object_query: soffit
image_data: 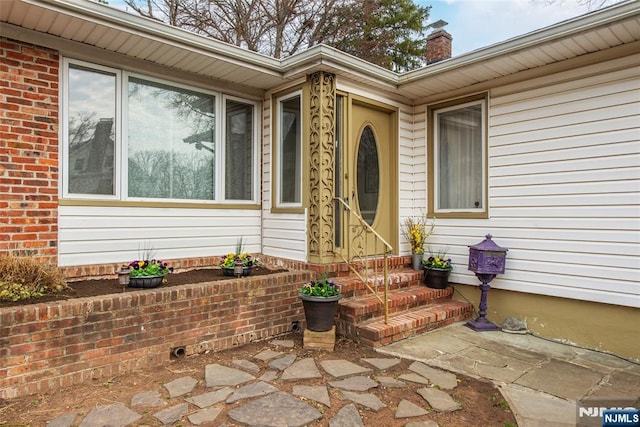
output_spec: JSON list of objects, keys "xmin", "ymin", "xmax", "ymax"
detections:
[
  {"xmin": 1, "ymin": 0, "xmax": 639, "ymax": 102},
  {"xmin": 1, "ymin": 0, "xmax": 287, "ymax": 91}
]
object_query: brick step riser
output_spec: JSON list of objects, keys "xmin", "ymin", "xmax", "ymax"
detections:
[
  {"xmin": 338, "ymin": 291, "xmax": 455, "ymax": 325},
  {"xmin": 357, "ymin": 310, "xmax": 473, "ymax": 347},
  {"xmin": 335, "ymin": 273, "xmax": 424, "ymax": 299},
  {"xmin": 336, "ymin": 301, "xmax": 474, "ymax": 348}
]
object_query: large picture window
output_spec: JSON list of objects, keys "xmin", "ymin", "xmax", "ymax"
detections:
[
  {"xmin": 276, "ymin": 92, "xmax": 302, "ymax": 206},
  {"xmin": 62, "ymin": 59, "xmax": 258, "ymax": 204},
  {"xmin": 429, "ymin": 95, "xmax": 487, "ymax": 217}
]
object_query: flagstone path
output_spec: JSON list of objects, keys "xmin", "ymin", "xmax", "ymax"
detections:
[{"xmin": 46, "ymin": 339, "xmax": 463, "ymax": 427}]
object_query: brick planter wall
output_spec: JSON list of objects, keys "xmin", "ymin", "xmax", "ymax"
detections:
[
  {"xmin": 0, "ymin": 270, "xmax": 312, "ymax": 399},
  {"xmin": 0, "ymin": 38, "xmax": 60, "ymax": 263}
]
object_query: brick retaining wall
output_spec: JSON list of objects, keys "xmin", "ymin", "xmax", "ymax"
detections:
[{"xmin": 0, "ymin": 270, "xmax": 312, "ymax": 399}]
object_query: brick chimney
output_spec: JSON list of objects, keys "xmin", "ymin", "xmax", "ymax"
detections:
[{"xmin": 426, "ymin": 29, "xmax": 452, "ymax": 64}]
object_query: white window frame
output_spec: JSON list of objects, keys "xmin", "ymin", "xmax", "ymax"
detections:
[
  {"xmin": 275, "ymin": 90, "xmax": 303, "ymax": 208},
  {"xmin": 61, "ymin": 58, "xmax": 260, "ymax": 204},
  {"xmin": 432, "ymin": 98, "xmax": 487, "ymax": 215}
]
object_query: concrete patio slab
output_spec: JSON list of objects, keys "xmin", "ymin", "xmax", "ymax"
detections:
[{"xmin": 514, "ymin": 359, "xmax": 604, "ymax": 400}]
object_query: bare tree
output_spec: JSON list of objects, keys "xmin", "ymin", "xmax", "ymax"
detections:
[
  {"xmin": 124, "ymin": 0, "xmax": 430, "ymax": 70},
  {"xmin": 540, "ymin": 0, "xmax": 622, "ymax": 11}
]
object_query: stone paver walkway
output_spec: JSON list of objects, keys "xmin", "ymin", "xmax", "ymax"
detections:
[
  {"xmin": 43, "ymin": 322, "xmax": 639, "ymax": 426},
  {"xmin": 379, "ymin": 323, "xmax": 640, "ymax": 427},
  {"xmin": 46, "ymin": 339, "xmax": 461, "ymax": 427}
]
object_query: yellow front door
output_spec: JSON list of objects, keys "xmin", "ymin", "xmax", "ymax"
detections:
[{"xmin": 336, "ymin": 95, "xmax": 398, "ymax": 257}]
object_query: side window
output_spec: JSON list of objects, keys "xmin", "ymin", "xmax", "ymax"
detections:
[
  {"xmin": 276, "ymin": 92, "xmax": 302, "ymax": 206},
  {"xmin": 429, "ymin": 95, "xmax": 487, "ymax": 217},
  {"xmin": 66, "ymin": 63, "xmax": 118, "ymax": 197},
  {"xmin": 225, "ymin": 99, "xmax": 256, "ymax": 201}
]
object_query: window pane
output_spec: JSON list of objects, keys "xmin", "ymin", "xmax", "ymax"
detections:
[
  {"xmin": 67, "ymin": 65, "xmax": 116, "ymax": 195},
  {"xmin": 128, "ymin": 77, "xmax": 215, "ymax": 200},
  {"xmin": 437, "ymin": 103, "xmax": 483, "ymax": 210},
  {"xmin": 225, "ymin": 100, "xmax": 254, "ymax": 200},
  {"xmin": 279, "ymin": 95, "xmax": 301, "ymax": 204}
]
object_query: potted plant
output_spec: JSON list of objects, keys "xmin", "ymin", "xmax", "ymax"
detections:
[
  {"xmin": 127, "ymin": 259, "xmax": 173, "ymax": 288},
  {"xmin": 219, "ymin": 238, "xmax": 259, "ymax": 277},
  {"xmin": 401, "ymin": 215, "xmax": 435, "ymax": 270},
  {"xmin": 298, "ymin": 275, "xmax": 342, "ymax": 332},
  {"xmin": 422, "ymin": 249, "xmax": 452, "ymax": 289}
]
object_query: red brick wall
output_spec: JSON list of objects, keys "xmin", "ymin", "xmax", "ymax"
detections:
[
  {"xmin": 0, "ymin": 270, "xmax": 312, "ymax": 399},
  {"xmin": 0, "ymin": 38, "xmax": 59, "ymax": 263}
]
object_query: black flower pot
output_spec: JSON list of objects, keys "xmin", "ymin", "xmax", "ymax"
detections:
[
  {"xmin": 423, "ymin": 268, "xmax": 451, "ymax": 289},
  {"xmin": 128, "ymin": 274, "xmax": 166, "ymax": 288},
  {"xmin": 298, "ymin": 293, "xmax": 342, "ymax": 332},
  {"xmin": 221, "ymin": 266, "xmax": 253, "ymax": 277}
]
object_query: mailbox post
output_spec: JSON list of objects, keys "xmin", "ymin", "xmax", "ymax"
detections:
[{"xmin": 466, "ymin": 234, "xmax": 508, "ymax": 331}]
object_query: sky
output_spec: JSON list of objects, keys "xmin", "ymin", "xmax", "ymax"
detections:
[{"xmin": 107, "ymin": 0, "xmax": 620, "ymax": 57}]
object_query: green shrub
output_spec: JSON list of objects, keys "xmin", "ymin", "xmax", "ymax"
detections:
[{"xmin": 0, "ymin": 254, "xmax": 68, "ymax": 302}]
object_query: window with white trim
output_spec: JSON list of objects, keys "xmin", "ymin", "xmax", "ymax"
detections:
[
  {"xmin": 429, "ymin": 96, "xmax": 487, "ymax": 216},
  {"xmin": 62, "ymin": 59, "xmax": 258, "ymax": 203},
  {"xmin": 276, "ymin": 92, "xmax": 302, "ymax": 207},
  {"xmin": 66, "ymin": 63, "xmax": 119, "ymax": 197}
]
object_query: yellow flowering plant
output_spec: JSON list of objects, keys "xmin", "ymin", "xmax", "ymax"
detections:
[
  {"xmin": 401, "ymin": 215, "xmax": 435, "ymax": 254},
  {"xmin": 219, "ymin": 238, "xmax": 259, "ymax": 268},
  {"xmin": 299, "ymin": 274, "xmax": 340, "ymax": 297},
  {"xmin": 423, "ymin": 249, "xmax": 453, "ymax": 270},
  {"xmin": 128, "ymin": 259, "xmax": 173, "ymax": 277}
]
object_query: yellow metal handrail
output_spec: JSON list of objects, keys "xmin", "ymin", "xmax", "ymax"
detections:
[{"xmin": 335, "ymin": 197, "xmax": 392, "ymax": 324}]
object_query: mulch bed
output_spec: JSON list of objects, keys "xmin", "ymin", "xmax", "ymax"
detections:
[{"xmin": 0, "ymin": 266, "xmax": 287, "ymax": 308}]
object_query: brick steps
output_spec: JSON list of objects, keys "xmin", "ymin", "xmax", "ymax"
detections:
[
  {"xmin": 338, "ymin": 285, "xmax": 455, "ymax": 324},
  {"xmin": 334, "ymin": 267, "xmax": 474, "ymax": 347},
  {"xmin": 355, "ymin": 300, "xmax": 473, "ymax": 347},
  {"xmin": 334, "ymin": 268, "xmax": 424, "ymax": 299}
]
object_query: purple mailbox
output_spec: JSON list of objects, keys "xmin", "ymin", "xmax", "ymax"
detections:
[{"xmin": 466, "ymin": 234, "xmax": 508, "ymax": 332}]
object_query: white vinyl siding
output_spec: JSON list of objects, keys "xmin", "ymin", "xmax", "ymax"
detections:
[
  {"xmin": 58, "ymin": 205, "xmax": 261, "ymax": 266},
  {"xmin": 399, "ymin": 105, "xmax": 423, "ymax": 255},
  {"xmin": 418, "ymin": 62, "xmax": 639, "ymax": 308}
]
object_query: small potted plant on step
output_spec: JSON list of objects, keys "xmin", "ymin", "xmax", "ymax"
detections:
[
  {"xmin": 298, "ymin": 275, "xmax": 341, "ymax": 332},
  {"xmin": 422, "ymin": 249, "xmax": 453, "ymax": 289}
]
